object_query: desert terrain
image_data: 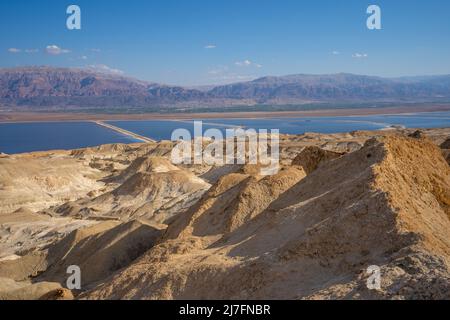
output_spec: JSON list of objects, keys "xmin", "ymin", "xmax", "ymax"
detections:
[
  {"xmin": 2, "ymin": 104, "xmax": 450, "ymax": 123},
  {"xmin": 0, "ymin": 127, "xmax": 449, "ymax": 300}
]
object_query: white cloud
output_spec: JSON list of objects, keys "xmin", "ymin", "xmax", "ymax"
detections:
[
  {"xmin": 90, "ymin": 48, "xmax": 101, "ymax": 52},
  {"xmin": 235, "ymin": 59, "xmax": 262, "ymax": 68},
  {"xmin": 80, "ymin": 55, "xmax": 88, "ymax": 60},
  {"xmin": 352, "ymin": 53, "xmax": 368, "ymax": 59},
  {"xmin": 8, "ymin": 48, "xmax": 21, "ymax": 53},
  {"xmin": 86, "ymin": 64, "xmax": 124, "ymax": 75},
  {"xmin": 332, "ymin": 51, "xmax": 340, "ymax": 55},
  {"xmin": 8, "ymin": 48, "xmax": 39, "ymax": 54},
  {"xmin": 235, "ymin": 59, "xmax": 252, "ymax": 66},
  {"xmin": 46, "ymin": 45, "xmax": 70, "ymax": 55},
  {"xmin": 204, "ymin": 44, "xmax": 216, "ymax": 49}
]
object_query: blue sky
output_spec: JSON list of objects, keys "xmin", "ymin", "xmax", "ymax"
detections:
[{"xmin": 1, "ymin": 0, "xmax": 450, "ymax": 85}]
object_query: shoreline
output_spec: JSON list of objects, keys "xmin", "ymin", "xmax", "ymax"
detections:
[{"xmin": 1, "ymin": 104, "xmax": 450, "ymax": 123}]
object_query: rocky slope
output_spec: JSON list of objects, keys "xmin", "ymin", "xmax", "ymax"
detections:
[
  {"xmin": 0, "ymin": 152, "xmax": 106, "ymax": 214},
  {"xmin": 0, "ymin": 127, "xmax": 449, "ymax": 300},
  {"xmin": 82, "ymin": 135, "xmax": 450, "ymax": 300},
  {"xmin": 56, "ymin": 158, "xmax": 211, "ymax": 223}
]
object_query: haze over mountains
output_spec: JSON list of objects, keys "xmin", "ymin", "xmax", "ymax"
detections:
[{"xmin": 1, "ymin": 67, "xmax": 450, "ymax": 112}]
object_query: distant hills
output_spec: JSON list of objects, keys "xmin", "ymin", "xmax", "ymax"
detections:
[{"xmin": 1, "ymin": 67, "xmax": 450, "ymax": 112}]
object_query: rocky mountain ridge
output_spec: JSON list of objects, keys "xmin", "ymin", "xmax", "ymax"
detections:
[{"xmin": 1, "ymin": 67, "xmax": 450, "ymax": 111}]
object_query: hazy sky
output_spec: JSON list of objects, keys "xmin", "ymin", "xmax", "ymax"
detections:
[{"xmin": 1, "ymin": 0, "xmax": 450, "ymax": 85}]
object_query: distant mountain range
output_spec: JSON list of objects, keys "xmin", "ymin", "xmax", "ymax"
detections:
[{"xmin": 1, "ymin": 67, "xmax": 450, "ymax": 112}]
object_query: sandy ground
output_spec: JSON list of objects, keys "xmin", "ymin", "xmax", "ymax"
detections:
[{"xmin": 1, "ymin": 104, "xmax": 450, "ymax": 122}]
